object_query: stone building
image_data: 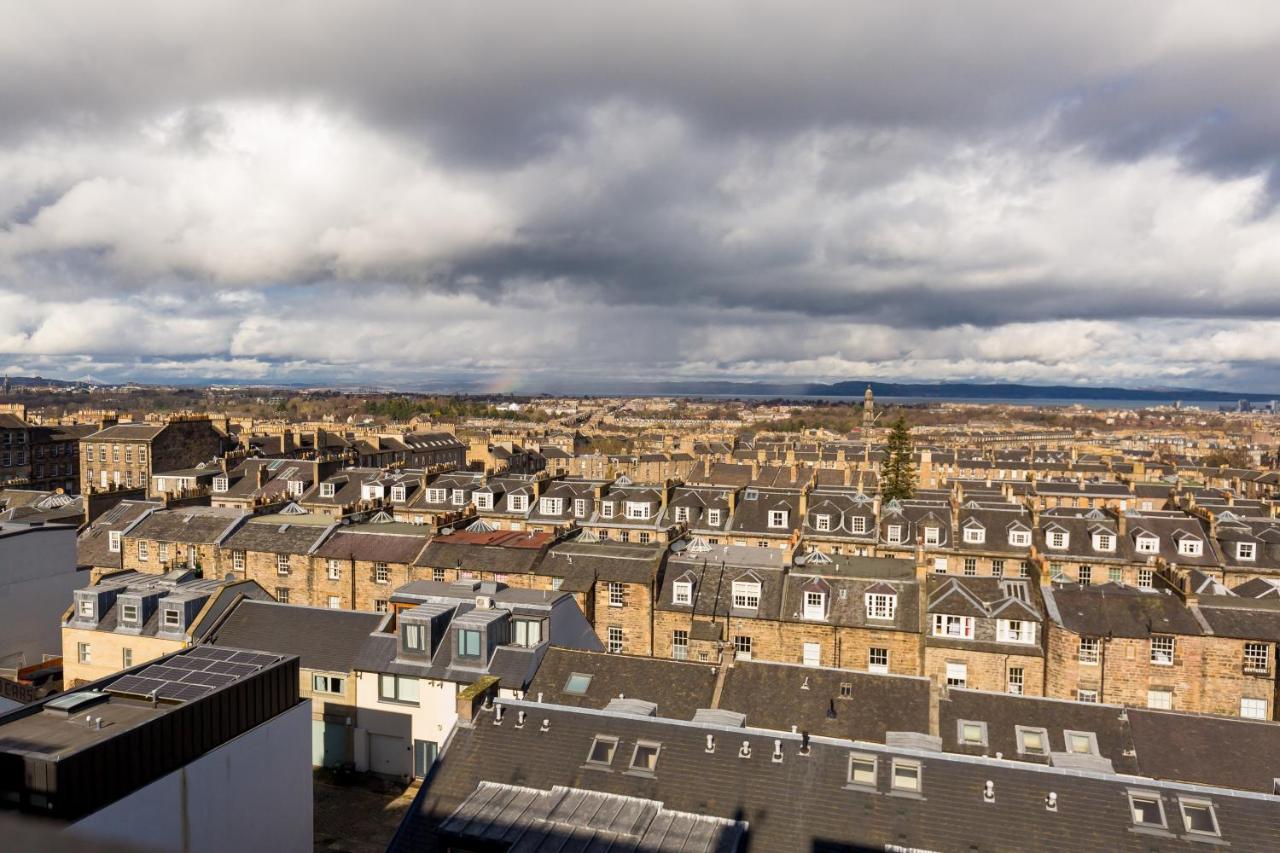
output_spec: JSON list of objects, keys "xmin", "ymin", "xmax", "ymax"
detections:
[{"xmin": 80, "ymin": 415, "xmax": 226, "ymax": 495}]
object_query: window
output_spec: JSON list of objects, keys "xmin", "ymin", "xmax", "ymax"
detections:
[
  {"xmin": 452, "ymin": 489, "xmax": 466, "ymax": 506},
  {"xmin": 509, "ymin": 494, "xmax": 528, "ymax": 512},
  {"xmin": 672, "ymin": 630, "xmax": 689, "ymax": 659},
  {"xmin": 850, "ymin": 516, "xmax": 868, "ymax": 534},
  {"xmin": 1094, "ymin": 533, "xmax": 1115, "ymax": 552},
  {"xmin": 276, "ymin": 587, "xmax": 290, "ymax": 603},
  {"xmin": 891, "ymin": 759, "xmax": 921, "ymax": 792},
  {"xmin": 1240, "ymin": 697, "xmax": 1268, "ymax": 719},
  {"xmin": 931, "ymin": 614, "xmax": 975, "ymax": 639},
  {"xmin": 121, "ymin": 648, "xmax": 132, "ymax": 667},
  {"xmin": 868, "ymin": 647, "xmax": 888, "ymax": 674},
  {"xmin": 586, "ymin": 735, "xmax": 618, "ymax": 766},
  {"xmin": 638, "ymin": 531, "xmax": 651, "ymax": 545},
  {"xmin": 1065, "ymin": 731, "xmax": 1098, "ymax": 755},
  {"xmin": 514, "ymin": 619, "xmax": 543, "ymax": 648},
  {"xmin": 733, "ymin": 635, "xmax": 752, "ymax": 660},
  {"xmin": 1018, "ymin": 561, "xmax": 1030, "ymax": 577},
  {"xmin": 1151, "ymin": 635, "xmax": 1175, "ymax": 665},
  {"xmin": 1016, "ymin": 726, "xmax": 1048, "ymax": 755},
  {"xmin": 997, "ymin": 620, "xmax": 1033, "ymax": 644},
  {"xmin": 600, "ymin": 502, "xmax": 615, "ymax": 518},
  {"xmin": 374, "ymin": 562, "xmax": 389, "ymax": 583},
  {"xmin": 120, "ymin": 603, "xmax": 139, "ymax": 624},
  {"xmin": 137, "ymin": 541, "xmax": 148, "ymax": 562},
  {"xmin": 325, "ymin": 559, "xmax": 340, "ymax": 581},
  {"xmin": 1047, "ymin": 530, "xmax": 1068, "ymax": 549},
  {"xmin": 958, "ymin": 720, "xmax": 987, "ymax": 746},
  {"xmin": 961, "ymin": 557, "xmax": 976, "ymax": 576},
  {"xmin": 77, "ymin": 642, "xmax": 91, "ymax": 664},
  {"xmin": 319, "ymin": 482, "xmax": 335, "ymax": 498},
  {"xmin": 1147, "ymin": 689, "xmax": 1173, "ymax": 710},
  {"xmin": 312, "ymin": 675, "xmax": 345, "ymax": 694},
  {"xmin": 458, "ymin": 629, "xmax": 482, "ymax": 658},
  {"xmin": 803, "ymin": 591, "xmax": 826, "ymax": 620},
  {"xmin": 276, "ymin": 553, "xmax": 290, "ymax": 575},
  {"xmin": 1237, "ymin": 542, "xmax": 1256, "ymax": 561},
  {"xmin": 865, "ymin": 593, "xmax": 896, "ymax": 620},
  {"xmin": 78, "ymin": 599, "xmax": 95, "ymax": 619},
  {"xmin": 1244, "ymin": 642, "xmax": 1270, "ymax": 674},
  {"xmin": 378, "ymin": 673, "xmax": 419, "ymax": 704},
  {"xmin": 327, "ymin": 595, "xmax": 341, "ymax": 609},
  {"xmin": 629, "ymin": 741, "xmax": 661, "ymax": 773},
  {"xmin": 802, "ymin": 642, "xmax": 821, "ymax": 667},
  {"xmin": 539, "ymin": 497, "xmax": 563, "ymax": 515},
  {"xmin": 575, "ymin": 498, "xmax": 588, "ymax": 518},
  {"xmin": 945, "ymin": 662, "xmax": 967, "ymax": 688},
  {"xmin": 962, "ymin": 526, "xmax": 985, "ymax": 544},
  {"xmin": 815, "ymin": 514, "xmax": 831, "ymax": 532},
  {"xmin": 157, "ymin": 542, "xmax": 169, "ymax": 563},
  {"xmin": 390, "ymin": 485, "xmax": 405, "ymax": 502},
  {"xmin": 1135, "ymin": 534, "xmax": 1159, "ymax": 554},
  {"xmin": 162, "ymin": 609, "xmax": 181, "ymax": 629},
  {"xmin": 1109, "ymin": 566, "xmax": 1124, "ymax": 584},
  {"xmin": 1179, "ymin": 798, "xmax": 1220, "ymax": 837},
  {"xmin": 1079, "ymin": 637, "xmax": 1100, "ymax": 664},
  {"xmin": 1138, "ymin": 568, "xmax": 1154, "ymax": 589},
  {"xmin": 847, "ymin": 754, "xmax": 877, "ymax": 786},
  {"xmin": 608, "ymin": 582, "xmax": 625, "ymax": 607},
  {"xmin": 212, "ymin": 476, "xmax": 228, "ymax": 493},
  {"xmin": 991, "ymin": 559, "xmax": 1004, "ymax": 578},
  {"xmin": 768, "ymin": 509, "xmax": 788, "ymax": 528},
  {"xmin": 732, "ymin": 580, "xmax": 761, "ymax": 609},
  {"xmin": 625, "ymin": 501, "xmax": 649, "ymax": 520},
  {"xmin": 563, "ymin": 672, "xmax": 593, "ymax": 695},
  {"xmin": 923, "ymin": 526, "xmax": 941, "ymax": 546},
  {"xmin": 433, "ymin": 568, "xmax": 446, "ymax": 583},
  {"xmin": 933, "ymin": 558, "xmax": 948, "ymax": 574},
  {"xmin": 108, "ymin": 531, "xmax": 121, "ymax": 553},
  {"xmin": 1128, "ymin": 791, "xmax": 1166, "ymax": 829},
  {"xmin": 1078, "ymin": 564, "xmax": 1092, "ymax": 586},
  {"xmin": 226, "ymin": 550, "xmax": 243, "ymax": 572},
  {"xmin": 885, "ymin": 524, "xmax": 903, "ymax": 544},
  {"xmin": 1077, "ymin": 688, "xmax": 1099, "ymax": 702},
  {"xmin": 1178, "ymin": 538, "xmax": 1202, "ymax": 557},
  {"xmin": 374, "ymin": 599, "xmax": 388, "ymax": 613},
  {"xmin": 1007, "ymin": 666, "xmax": 1024, "ymax": 695},
  {"xmin": 673, "ymin": 580, "xmax": 692, "ymax": 605},
  {"xmin": 607, "ymin": 626, "xmax": 624, "ymax": 654},
  {"xmin": 707, "ymin": 509, "xmax": 722, "ymax": 526},
  {"xmin": 402, "ymin": 623, "xmax": 427, "ymax": 653},
  {"xmin": 474, "ymin": 492, "xmax": 493, "ymax": 510},
  {"xmin": 1009, "ymin": 529, "xmax": 1031, "ymax": 547}
]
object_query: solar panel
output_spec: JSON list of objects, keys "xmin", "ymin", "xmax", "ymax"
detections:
[
  {"xmin": 138, "ymin": 665, "xmax": 188, "ymax": 681},
  {"xmin": 207, "ymin": 660, "xmax": 259, "ymax": 677},
  {"xmin": 188, "ymin": 646, "xmax": 235, "ymax": 661},
  {"xmin": 109, "ymin": 675, "xmax": 167, "ymax": 697},
  {"xmin": 229, "ymin": 652, "xmax": 279, "ymax": 666}
]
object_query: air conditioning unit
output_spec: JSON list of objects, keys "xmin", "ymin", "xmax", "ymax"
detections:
[{"xmin": 475, "ymin": 595, "xmax": 493, "ymax": 610}]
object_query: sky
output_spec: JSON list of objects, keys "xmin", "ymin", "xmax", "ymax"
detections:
[{"xmin": 2, "ymin": 2, "xmax": 1280, "ymax": 392}]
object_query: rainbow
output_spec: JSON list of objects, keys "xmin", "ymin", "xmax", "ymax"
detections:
[{"xmin": 480, "ymin": 369, "xmax": 525, "ymax": 395}]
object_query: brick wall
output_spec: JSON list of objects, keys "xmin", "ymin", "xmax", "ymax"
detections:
[{"xmin": 924, "ymin": 646, "xmax": 1045, "ymax": 696}]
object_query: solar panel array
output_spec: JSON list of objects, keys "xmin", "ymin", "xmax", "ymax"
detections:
[{"xmin": 107, "ymin": 646, "xmax": 281, "ymax": 704}]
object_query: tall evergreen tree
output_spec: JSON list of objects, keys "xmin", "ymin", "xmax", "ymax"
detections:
[{"xmin": 882, "ymin": 414, "xmax": 915, "ymax": 501}]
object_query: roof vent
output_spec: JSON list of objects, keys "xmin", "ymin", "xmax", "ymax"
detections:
[
  {"xmin": 983, "ymin": 780, "xmax": 995, "ymax": 803},
  {"xmin": 1045, "ymin": 792, "xmax": 1058, "ymax": 812},
  {"xmin": 705, "ymin": 734, "xmax": 715, "ymax": 754},
  {"xmin": 771, "ymin": 740, "xmax": 784, "ymax": 763},
  {"xmin": 738, "ymin": 740, "xmax": 751, "ymax": 759}
]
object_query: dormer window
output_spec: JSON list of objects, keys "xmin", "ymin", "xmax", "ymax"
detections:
[
  {"xmin": 886, "ymin": 524, "xmax": 904, "ymax": 544},
  {"xmin": 390, "ymin": 485, "xmax": 406, "ymax": 502},
  {"xmin": 963, "ymin": 526, "xmax": 985, "ymax": 544},
  {"xmin": 575, "ymin": 499, "xmax": 588, "ymax": 518},
  {"xmin": 1178, "ymin": 538, "xmax": 1202, "ymax": 557},
  {"xmin": 361, "ymin": 484, "xmax": 384, "ymax": 501},
  {"xmin": 212, "ymin": 476, "xmax": 228, "ymax": 493},
  {"xmin": 732, "ymin": 580, "xmax": 761, "ymax": 610},
  {"xmin": 77, "ymin": 599, "xmax": 95, "ymax": 619},
  {"xmin": 707, "ymin": 509, "xmax": 722, "ymax": 526},
  {"xmin": 1093, "ymin": 533, "xmax": 1115, "ymax": 552},
  {"xmin": 320, "ymin": 482, "xmax": 336, "ymax": 498},
  {"xmin": 923, "ymin": 526, "xmax": 941, "ymax": 546},
  {"xmin": 451, "ymin": 489, "xmax": 466, "ymax": 506},
  {"xmin": 601, "ymin": 502, "xmax": 615, "ymax": 519},
  {"xmin": 508, "ymin": 494, "xmax": 528, "ymax": 512},
  {"xmin": 120, "ymin": 603, "xmax": 139, "ymax": 625},
  {"xmin": 673, "ymin": 580, "xmax": 693, "ymax": 605},
  {"xmin": 1237, "ymin": 542, "xmax": 1256, "ymax": 561},
  {"xmin": 475, "ymin": 493, "xmax": 493, "ymax": 510},
  {"xmin": 402, "ymin": 623, "xmax": 427, "ymax": 654},
  {"xmin": 815, "ymin": 514, "xmax": 831, "ymax": 532},
  {"xmin": 1047, "ymin": 530, "xmax": 1068, "ymax": 549},
  {"xmin": 865, "ymin": 593, "xmax": 896, "ymax": 620},
  {"xmin": 625, "ymin": 501, "xmax": 650, "ymax": 520},
  {"xmin": 540, "ymin": 497, "xmax": 563, "ymax": 515},
  {"xmin": 851, "ymin": 516, "xmax": 868, "ymax": 534},
  {"xmin": 931, "ymin": 614, "xmax": 975, "ymax": 639},
  {"xmin": 162, "ymin": 609, "xmax": 181, "ymax": 630},
  {"xmin": 427, "ymin": 488, "xmax": 446, "ymax": 503},
  {"xmin": 1135, "ymin": 534, "xmax": 1159, "ymax": 554},
  {"xmin": 108, "ymin": 531, "xmax": 121, "ymax": 553},
  {"xmin": 675, "ymin": 506, "xmax": 690, "ymax": 523},
  {"xmin": 997, "ymin": 619, "xmax": 1034, "ymax": 644},
  {"xmin": 803, "ymin": 591, "xmax": 826, "ymax": 620},
  {"xmin": 513, "ymin": 619, "xmax": 543, "ymax": 648},
  {"xmin": 769, "ymin": 510, "xmax": 789, "ymax": 529},
  {"xmin": 1009, "ymin": 529, "xmax": 1031, "ymax": 547},
  {"xmin": 457, "ymin": 629, "xmax": 482, "ymax": 660},
  {"xmin": 289, "ymin": 480, "xmax": 305, "ymax": 497}
]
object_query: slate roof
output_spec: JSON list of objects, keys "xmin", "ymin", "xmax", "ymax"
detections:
[
  {"xmin": 76, "ymin": 500, "xmax": 161, "ymax": 569},
  {"xmin": 127, "ymin": 506, "xmax": 244, "ymax": 544},
  {"xmin": 1046, "ymin": 583, "xmax": 1205, "ymax": 638},
  {"xmin": 1129, "ymin": 709, "xmax": 1280, "ymax": 795},
  {"xmin": 204, "ymin": 599, "xmax": 383, "ymax": 673},
  {"xmin": 415, "ymin": 530, "xmax": 552, "ymax": 572},
  {"xmin": 526, "ymin": 649, "xmax": 717, "ymax": 720},
  {"xmin": 313, "ymin": 528, "xmax": 429, "ymax": 563},
  {"xmin": 392, "ymin": 701, "xmax": 1280, "ymax": 852},
  {"xmin": 542, "ymin": 540, "xmax": 664, "ymax": 585},
  {"xmin": 220, "ymin": 518, "xmax": 334, "ymax": 555}
]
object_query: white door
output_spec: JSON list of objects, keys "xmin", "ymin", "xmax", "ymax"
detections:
[
  {"xmin": 369, "ymin": 733, "xmax": 411, "ymax": 777},
  {"xmin": 802, "ymin": 642, "xmax": 821, "ymax": 667}
]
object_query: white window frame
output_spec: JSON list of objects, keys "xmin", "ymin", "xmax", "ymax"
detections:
[
  {"xmin": 851, "ymin": 516, "xmax": 868, "ymax": 534},
  {"xmin": 868, "ymin": 647, "xmax": 888, "ymax": 674},
  {"xmin": 1237, "ymin": 541, "xmax": 1256, "ymax": 561},
  {"xmin": 815, "ymin": 514, "xmax": 831, "ymax": 532},
  {"xmin": 865, "ymin": 593, "xmax": 896, "ymax": 620},
  {"xmin": 1177, "ymin": 538, "xmax": 1202, "ymax": 557},
  {"xmin": 802, "ymin": 642, "xmax": 821, "ymax": 667},
  {"xmin": 768, "ymin": 509, "xmax": 789, "ymax": 529},
  {"xmin": 1135, "ymin": 535, "xmax": 1159, "ymax": 554},
  {"xmin": 923, "ymin": 526, "xmax": 941, "ymax": 546},
  {"xmin": 625, "ymin": 501, "xmax": 650, "ymax": 520},
  {"xmin": 890, "ymin": 758, "xmax": 921, "ymax": 792},
  {"xmin": 539, "ymin": 497, "xmax": 563, "ymax": 515},
  {"xmin": 475, "ymin": 493, "xmax": 493, "ymax": 510},
  {"xmin": 601, "ymin": 502, "xmax": 615, "ymax": 519},
  {"xmin": 945, "ymin": 661, "xmax": 967, "ymax": 687},
  {"xmin": 1146, "ymin": 688, "xmax": 1173, "ymax": 710},
  {"xmin": 1150, "ymin": 635, "xmax": 1175, "ymax": 666},
  {"xmin": 212, "ymin": 476, "xmax": 228, "ymax": 493},
  {"xmin": 996, "ymin": 619, "xmax": 1034, "ymax": 644},
  {"xmin": 1047, "ymin": 530, "xmax": 1068, "ymax": 550},
  {"xmin": 508, "ymin": 494, "xmax": 528, "ymax": 512},
  {"xmin": 672, "ymin": 580, "xmax": 693, "ymax": 606},
  {"xmin": 931, "ymin": 614, "xmax": 974, "ymax": 639},
  {"xmin": 886, "ymin": 524, "xmax": 903, "ymax": 544},
  {"xmin": 732, "ymin": 580, "xmax": 761, "ymax": 610},
  {"xmin": 1079, "ymin": 637, "xmax": 1100, "ymax": 665},
  {"xmin": 608, "ymin": 581, "xmax": 625, "ymax": 607},
  {"xmin": 1239, "ymin": 697, "xmax": 1268, "ymax": 719},
  {"xmin": 1178, "ymin": 797, "xmax": 1220, "ymax": 838},
  {"xmin": 575, "ymin": 498, "xmax": 588, "ymax": 518},
  {"xmin": 607, "ymin": 625, "xmax": 624, "ymax": 654},
  {"xmin": 802, "ymin": 591, "xmax": 826, "ymax": 621},
  {"xmin": 1243, "ymin": 642, "xmax": 1269, "ymax": 674},
  {"xmin": 962, "ymin": 526, "xmax": 985, "ymax": 544},
  {"xmin": 276, "ymin": 553, "xmax": 290, "ymax": 575},
  {"xmin": 327, "ymin": 559, "xmax": 341, "ymax": 581},
  {"xmin": 319, "ymin": 482, "xmax": 336, "ymax": 498},
  {"xmin": 390, "ymin": 485, "xmax": 405, "ymax": 502},
  {"xmin": 1008, "ymin": 529, "xmax": 1031, "ymax": 547},
  {"xmin": 1007, "ymin": 666, "xmax": 1024, "ymax": 695},
  {"xmin": 137, "ymin": 541, "xmax": 149, "ymax": 562},
  {"xmin": 108, "ymin": 531, "xmax": 121, "ymax": 553},
  {"xmin": 1128, "ymin": 791, "xmax": 1167, "ymax": 829},
  {"xmin": 707, "ymin": 509, "xmax": 722, "ymax": 526}
]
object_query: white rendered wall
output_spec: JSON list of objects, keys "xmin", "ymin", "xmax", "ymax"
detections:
[
  {"xmin": 0, "ymin": 526, "xmax": 81, "ymax": 669},
  {"xmin": 354, "ymin": 673, "xmax": 458, "ymax": 775},
  {"xmin": 67, "ymin": 700, "xmax": 314, "ymax": 853}
]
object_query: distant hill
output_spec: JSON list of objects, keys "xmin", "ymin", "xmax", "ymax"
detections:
[{"xmin": 1, "ymin": 375, "xmax": 87, "ymax": 389}]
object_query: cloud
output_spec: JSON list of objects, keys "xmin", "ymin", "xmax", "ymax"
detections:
[{"xmin": 1, "ymin": 2, "xmax": 1280, "ymax": 390}]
